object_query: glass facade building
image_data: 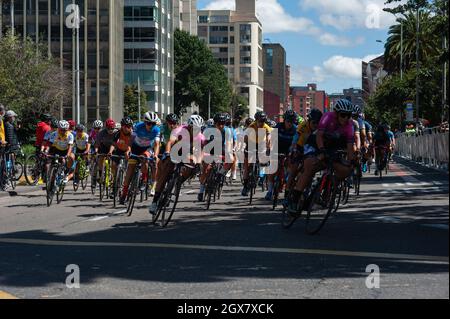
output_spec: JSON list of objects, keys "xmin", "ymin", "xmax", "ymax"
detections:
[
  {"xmin": 124, "ymin": 0, "xmax": 173, "ymax": 118},
  {"xmin": 1, "ymin": 0, "xmax": 124, "ymax": 124}
]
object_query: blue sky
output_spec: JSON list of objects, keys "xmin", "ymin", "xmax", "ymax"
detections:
[{"xmin": 198, "ymin": 0, "xmax": 398, "ymax": 94}]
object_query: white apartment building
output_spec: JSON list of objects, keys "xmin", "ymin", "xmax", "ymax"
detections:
[
  {"xmin": 197, "ymin": 0, "xmax": 264, "ymax": 117},
  {"xmin": 173, "ymin": 0, "xmax": 197, "ymax": 35},
  {"xmin": 124, "ymin": 0, "xmax": 174, "ymax": 118}
]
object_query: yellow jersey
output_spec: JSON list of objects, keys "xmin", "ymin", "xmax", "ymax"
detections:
[
  {"xmin": 0, "ymin": 118, "xmax": 5, "ymax": 143},
  {"xmin": 248, "ymin": 122, "xmax": 272, "ymax": 144},
  {"xmin": 296, "ymin": 121, "xmax": 313, "ymax": 147}
]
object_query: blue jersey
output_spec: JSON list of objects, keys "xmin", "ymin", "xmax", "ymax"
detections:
[
  {"xmin": 132, "ymin": 122, "xmax": 161, "ymax": 149},
  {"xmin": 275, "ymin": 122, "xmax": 297, "ymax": 154},
  {"xmin": 387, "ymin": 130, "xmax": 394, "ymax": 142}
]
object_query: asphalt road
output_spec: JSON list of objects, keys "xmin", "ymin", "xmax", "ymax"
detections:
[{"xmin": 0, "ymin": 156, "xmax": 448, "ymax": 299}]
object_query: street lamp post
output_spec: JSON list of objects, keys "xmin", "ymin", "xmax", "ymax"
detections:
[{"xmin": 416, "ymin": 8, "xmax": 420, "ymax": 128}]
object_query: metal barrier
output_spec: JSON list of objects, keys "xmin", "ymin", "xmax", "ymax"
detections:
[{"xmin": 395, "ymin": 126, "xmax": 449, "ymax": 170}]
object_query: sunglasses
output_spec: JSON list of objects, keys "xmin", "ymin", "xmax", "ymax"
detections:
[
  {"xmin": 217, "ymin": 121, "xmax": 226, "ymax": 125},
  {"xmin": 123, "ymin": 125, "xmax": 132, "ymax": 129},
  {"xmin": 168, "ymin": 121, "xmax": 178, "ymax": 125},
  {"xmin": 339, "ymin": 113, "xmax": 352, "ymax": 119},
  {"xmin": 145, "ymin": 122, "xmax": 154, "ymax": 126}
]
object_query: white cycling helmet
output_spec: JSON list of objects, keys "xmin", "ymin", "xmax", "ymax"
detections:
[
  {"xmin": 188, "ymin": 114, "xmax": 204, "ymax": 128},
  {"xmin": 144, "ymin": 112, "xmax": 159, "ymax": 124},
  {"xmin": 333, "ymin": 99, "xmax": 354, "ymax": 114},
  {"xmin": 58, "ymin": 120, "xmax": 70, "ymax": 130},
  {"xmin": 93, "ymin": 120, "xmax": 103, "ymax": 129},
  {"xmin": 206, "ymin": 119, "xmax": 215, "ymax": 126},
  {"xmin": 156, "ymin": 118, "xmax": 162, "ymax": 126},
  {"xmin": 115, "ymin": 123, "xmax": 122, "ymax": 130}
]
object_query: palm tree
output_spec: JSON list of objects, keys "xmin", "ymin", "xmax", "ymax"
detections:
[{"xmin": 384, "ymin": 10, "xmax": 440, "ymax": 74}]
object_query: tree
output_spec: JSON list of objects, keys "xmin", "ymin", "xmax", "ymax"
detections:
[
  {"xmin": 0, "ymin": 31, "xmax": 71, "ymax": 143},
  {"xmin": 230, "ymin": 93, "xmax": 249, "ymax": 120},
  {"xmin": 384, "ymin": 11, "xmax": 439, "ymax": 74},
  {"xmin": 174, "ymin": 30, "xmax": 232, "ymax": 117},
  {"xmin": 123, "ymin": 84, "xmax": 148, "ymax": 122}
]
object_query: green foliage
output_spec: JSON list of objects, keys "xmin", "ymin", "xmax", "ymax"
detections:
[
  {"xmin": 174, "ymin": 30, "xmax": 233, "ymax": 118},
  {"xmin": 0, "ymin": 31, "xmax": 71, "ymax": 143},
  {"xmin": 123, "ymin": 84, "xmax": 148, "ymax": 122},
  {"xmin": 231, "ymin": 93, "xmax": 249, "ymax": 120},
  {"xmin": 370, "ymin": 0, "xmax": 449, "ymax": 127}
]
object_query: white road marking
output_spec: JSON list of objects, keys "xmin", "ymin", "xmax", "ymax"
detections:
[
  {"xmin": 87, "ymin": 209, "xmax": 127, "ymax": 222},
  {"xmin": 0, "ymin": 238, "xmax": 447, "ymax": 263},
  {"xmin": 374, "ymin": 216, "xmax": 402, "ymax": 223}
]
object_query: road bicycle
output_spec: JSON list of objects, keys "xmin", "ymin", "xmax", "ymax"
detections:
[{"xmin": 45, "ymin": 154, "xmax": 68, "ymax": 207}]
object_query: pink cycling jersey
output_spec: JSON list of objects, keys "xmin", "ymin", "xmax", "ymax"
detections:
[
  {"xmin": 318, "ymin": 112, "xmax": 354, "ymax": 144},
  {"xmin": 170, "ymin": 125, "xmax": 206, "ymax": 146}
]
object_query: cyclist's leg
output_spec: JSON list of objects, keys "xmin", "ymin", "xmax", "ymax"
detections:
[
  {"xmin": 149, "ymin": 158, "xmax": 175, "ymax": 213},
  {"xmin": 198, "ymin": 162, "xmax": 211, "ymax": 201}
]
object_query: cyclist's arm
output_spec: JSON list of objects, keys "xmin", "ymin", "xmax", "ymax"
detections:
[
  {"xmin": 67, "ymin": 144, "xmax": 73, "ymax": 158},
  {"xmin": 85, "ymin": 142, "xmax": 91, "ymax": 154},
  {"xmin": 153, "ymin": 140, "xmax": 161, "ymax": 158}
]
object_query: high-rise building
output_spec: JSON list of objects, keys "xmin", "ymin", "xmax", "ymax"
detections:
[
  {"xmin": 124, "ymin": 0, "xmax": 174, "ymax": 118},
  {"xmin": 291, "ymin": 84, "xmax": 327, "ymax": 118},
  {"xmin": 173, "ymin": 0, "xmax": 197, "ymax": 35},
  {"xmin": 197, "ymin": 0, "xmax": 263, "ymax": 117},
  {"xmin": 285, "ymin": 65, "xmax": 291, "ymax": 108},
  {"xmin": 263, "ymin": 43, "xmax": 286, "ymax": 119},
  {"xmin": 362, "ymin": 55, "xmax": 387, "ymax": 107},
  {"xmin": 343, "ymin": 87, "xmax": 364, "ymax": 108},
  {"xmin": 1, "ymin": 0, "xmax": 124, "ymax": 124}
]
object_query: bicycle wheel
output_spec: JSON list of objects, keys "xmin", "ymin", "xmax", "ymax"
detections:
[
  {"xmin": 153, "ymin": 174, "xmax": 175, "ymax": 224},
  {"xmin": 272, "ymin": 178, "xmax": 280, "ymax": 211},
  {"xmin": 305, "ymin": 174, "xmax": 338, "ymax": 235},
  {"xmin": 126, "ymin": 170, "xmax": 140, "ymax": 216},
  {"xmin": 205, "ymin": 176, "xmax": 215, "ymax": 210},
  {"xmin": 113, "ymin": 168, "xmax": 124, "ymax": 208},
  {"xmin": 73, "ymin": 173, "xmax": 80, "ymax": 192},
  {"xmin": 56, "ymin": 182, "xmax": 65, "ymax": 204},
  {"xmin": 24, "ymin": 154, "xmax": 40, "ymax": 186},
  {"xmin": 160, "ymin": 178, "xmax": 182, "ymax": 227},
  {"xmin": 46, "ymin": 166, "xmax": 57, "ymax": 207},
  {"xmin": 90, "ymin": 162, "xmax": 97, "ymax": 195}
]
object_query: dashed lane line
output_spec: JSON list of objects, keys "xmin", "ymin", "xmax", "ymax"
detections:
[{"xmin": 0, "ymin": 238, "xmax": 447, "ymax": 263}]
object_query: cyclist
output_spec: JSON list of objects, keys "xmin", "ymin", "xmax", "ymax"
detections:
[
  {"xmin": 360, "ymin": 113, "xmax": 374, "ymax": 172},
  {"xmin": 286, "ymin": 99, "xmax": 355, "ymax": 214},
  {"xmin": 89, "ymin": 120, "xmax": 103, "ymax": 148},
  {"xmin": 43, "ymin": 120, "xmax": 74, "ymax": 184},
  {"xmin": 287, "ymin": 109, "xmax": 323, "ymax": 200},
  {"xmin": 108, "ymin": 117, "xmax": 133, "ymax": 194},
  {"xmin": 94, "ymin": 118, "xmax": 117, "ymax": 183},
  {"xmin": 373, "ymin": 124, "xmax": 391, "ymax": 176},
  {"xmin": 148, "ymin": 114, "xmax": 206, "ymax": 214},
  {"xmin": 384, "ymin": 124, "xmax": 395, "ymax": 161},
  {"xmin": 35, "ymin": 113, "xmax": 52, "ymax": 154},
  {"xmin": 72, "ymin": 124, "xmax": 90, "ymax": 186},
  {"xmin": 241, "ymin": 111, "xmax": 272, "ymax": 197},
  {"xmin": 161, "ymin": 114, "xmax": 179, "ymax": 149},
  {"xmin": 68, "ymin": 120, "xmax": 77, "ymax": 139},
  {"xmin": 198, "ymin": 113, "xmax": 235, "ymax": 202},
  {"xmin": 0, "ymin": 104, "xmax": 5, "ymax": 146},
  {"xmin": 3, "ymin": 110, "xmax": 21, "ymax": 156},
  {"xmin": 265, "ymin": 110, "xmax": 297, "ymax": 201},
  {"xmin": 120, "ymin": 112, "xmax": 161, "ymax": 205}
]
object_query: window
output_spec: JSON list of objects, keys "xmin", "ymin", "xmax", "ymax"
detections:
[
  {"xmin": 265, "ymin": 48, "xmax": 273, "ymax": 75},
  {"xmin": 124, "ymin": 6, "xmax": 156, "ymax": 21},
  {"xmin": 240, "ymin": 24, "xmax": 251, "ymax": 43},
  {"xmin": 125, "ymin": 70, "xmax": 158, "ymax": 86},
  {"xmin": 210, "ymin": 15, "xmax": 229, "ymax": 23},
  {"xmin": 240, "ymin": 56, "xmax": 251, "ymax": 64},
  {"xmin": 209, "ymin": 36, "xmax": 228, "ymax": 44},
  {"xmin": 220, "ymin": 47, "xmax": 228, "ymax": 53},
  {"xmin": 210, "ymin": 26, "xmax": 228, "ymax": 32},
  {"xmin": 198, "ymin": 15, "xmax": 209, "ymax": 23}
]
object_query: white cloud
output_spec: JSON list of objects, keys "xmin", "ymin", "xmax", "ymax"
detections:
[
  {"xmin": 291, "ymin": 52, "xmax": 382, "ymax": 88},
  {"xmin": 204, "ymin": 0, "xmax": 318, "ymax": 34},
  {"xmin": 318, "ymin": 33, "xmax": 365, "ymax": 47},
  {"xmin": 301, "ymin": 0, "xmax": 399, "ymax": 30}
]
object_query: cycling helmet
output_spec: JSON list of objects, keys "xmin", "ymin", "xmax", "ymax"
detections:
[
  {"xmin": 214, "ymin": 113, "xmax": 227, "ymax": 123},
  {"xmin": 269, "ymin": 120, "xmax": 277, "ymax": 128},
  {"xmin": 58, "ymin": 120, "xmax": 70, "ymax": 130},
  {"xmin": 283, "ymin": 110, "xmax": 297, "ymax": 123},
  {"xmin": 206, "ymin": 118, "xmax": 215, "ymax": 126},
  {"xmin": 93, "ymin": 120, "xmax": 104, "ymax": 129},
  {"xmin": 334, "ymin": 99, "xmax": 353, "ymax": 114},
  {"xmin": 245, "ymin": 118, "xmax": 254, "ymax": 126},
  {"xmin": 224, "ymin": 113, "xmax": 232, "ymax": 123},
  {"xmin": 115, "ymin": 123, "xmax": 122, "ymax": 130},
  {"xmin": 75, "ymin": 124, "xmax": 86, "ymax": 131},
  {"xmin": 188, "ymin": 114, "xmax": 204, "ymax": 128},
  {"xmin": 41, "ymin": 113, "xmax": 52, "ymax": 122},
  {"xmin": 255, "ymin": 111, "xmax": 268, "ymax": 122},
  {"xmin": 50, "ymin": 118, "xmax": 59, "ymax": 129},
  {"xmin": 68, "ymin": 120, "xmax": 76, "ymax": 130},
  {"xmin": 307, "ymin": 109, "xmax": 323, "ymax": 123},
  {"xmin": 105, "ymin": 118, "xmax": 116, "ymax": 129},
  {"xmin": 166, "ymin": 113, "xmax": 179, "ymax": 124},
  {"xmin": 353, "ymin": 105, "xmax": 362, "ymax": 115},
  {"xmin": 121, "ymin": 117, "xmax": 134, "ymax": 126},
  {"xmin": 144, "ymin": 112, "xmax": 159, "ymax": 124},
  {"xmin": 296, "ymin": 115, "xmax": 305, "ymax": 125}
]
